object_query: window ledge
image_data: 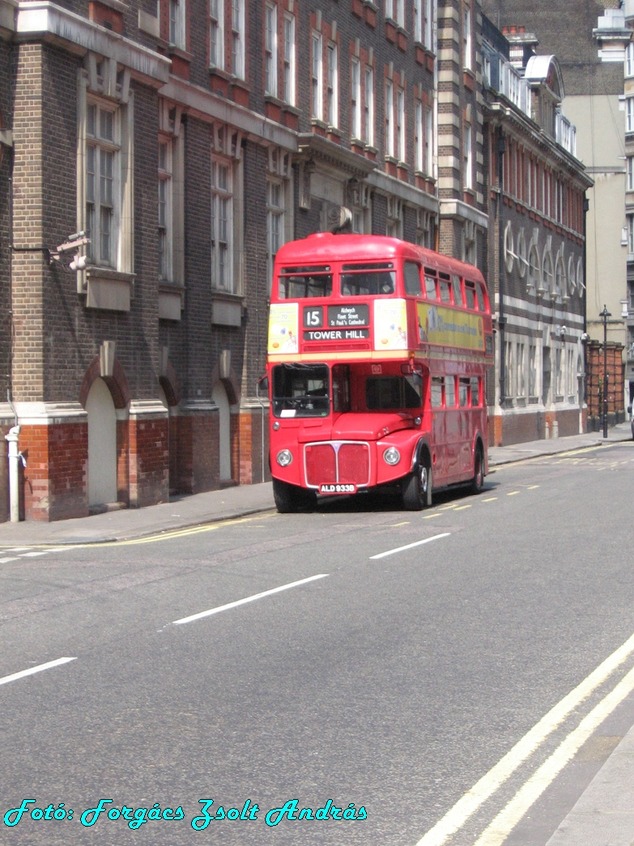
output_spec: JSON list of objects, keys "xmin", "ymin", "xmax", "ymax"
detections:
[
  {"xmin": 211, "ymin": 291, "xmax": 244, "ymax": 327},
  {"xmin": 159, "ymin": 281, "xmax": 185, "ymax": 321},
  {"xmin": 84, "ymin": 267, "xmax": 135, "ymax": 312}
]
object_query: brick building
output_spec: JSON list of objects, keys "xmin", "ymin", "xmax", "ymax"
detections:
[
  {"xmin": 1, "ymin": 0, "xmax": 471, "ymax": 522},
  {"xmin": 482, "ymin": 18, "xmax": 593, "ymax": 444}
]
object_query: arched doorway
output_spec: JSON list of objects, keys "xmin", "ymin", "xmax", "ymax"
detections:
[
  {"xmin": 86, "ymin": 377, "xmax": 117, "ymax": 507},
  {"xmin": 212, "ymin": 381, "xmax": 232, "ymax": 482}
]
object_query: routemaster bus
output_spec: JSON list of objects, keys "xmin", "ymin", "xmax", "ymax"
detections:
[{"xmin": 264, "ymin": 231, "xmax": 493, "ymax": 513}]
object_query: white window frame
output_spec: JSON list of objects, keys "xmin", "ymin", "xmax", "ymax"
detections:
[
  {"xmin": 85, "ymin": 100, "xmax": 121, "ymax": 268},
  {"xmin": 627, "ymin": 42, "xmax": 634, "ymax": 78},
  {"xmin": 169, "ymin": 0, "xmax": 186, "ymax": 50},
  {"xmin": 364, "ymin": 64, "xmax": 375, "ymax": 147},
  {"xmin": 158, "ymin": 138, "xmax": 173, "ymax": 281},
  {"xmin": 265, "ymin": 2, "xmax": 278, "ymax": 97},
  {"xmin": 283, "ymin": 12, "xmax": 296, "ymax": 106},
  {"xmin": 627, "ymin": 97, "xmax": 634, "ymax": 133},
  {"xmin": 231, "ymin": 0, "xmax": 245, "ymax": 79},
  {"xmin": 396, "ymin": 86, "xmax": 405, "ymax": 163},
  {"xmin": 351, "ymin": 56, "xmax": 362, "ymax": 140},
  {"xmin": 628, "ymin": 156, "xmax": 634, "ymax": 192},
  {"xmin": 311, "ymin": 32, "xmax": 323, "ymax": 121},
  {"xmin": 326, "ymin": 41, "xmax": 338, "ymax": 128},
  {"xmin": 211, "ymin": 156, "xmax": 234, "ymax": 292},
  {"xmin": 464, "ymin": 123, "xmax": 473, "ymax": 190},
  {"xmin": 385, "ymin": 79, "xmax": 394, "ymax": 158},
  {"xmin": 209, "ymin": 0, "xmax": 224, "ymax": 69},
  {"xmin": 463, "ymin": 6, "xmax": 472, "ymax": 71}
]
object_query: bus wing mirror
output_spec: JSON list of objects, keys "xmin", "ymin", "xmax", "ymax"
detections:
[{"xmin": 257, "ymin": 375, "xmax": 269, "ymax": 398}]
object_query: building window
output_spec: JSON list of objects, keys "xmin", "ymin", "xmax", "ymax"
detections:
[
  {"xmin": 414, "ymin": 0, "xmax": 423, "ymax": 43},
  {"xmin": 169, "ymin": 0, "xmax": 186, "ymax": 49},
  {"xmin": 627, "ymin": 156, "xmax": 634, "ymax": 191},
  {"xmin": 158, "ymin": 103, "xmax": 184, "ymax": 300},
  {"xmin": 158, "ymin": 139, "xmax": 172, "ymax": 280},
  {"xmin": 85, "ymin": 101, "xmax": 120, "ymax": 268},
  {"xmin": 627, "ymin": 97, "xmax": 634, "ymax": 134},
  {"xmin": 396, "ymin": 86, "xmax": 405, "ymax": 163},
  {"xmin": 311, "ymin": 32, "xmax": 323, "ymax": 121},
  {"xmin": 266, "ymin": 149, "xmax": 291, "ymax": 293},
  {"xmin": 464, "ymin": 123, "xmax": 473, "ymax": 190},
  {"xmin": 231, "ymin": 0, "xmax": 245, "ymax": 79},
  {"xmin": 627, "ymin": 42, "xmax": 634, "ymax": 78},
  {"xmin": 627, "ymin": 214, "xmax": 634, "ymax": 256},
  {"xmin": 385, "ymin": 79, "xmax": 394, "ymax": 157},
  {"xmin": 364, "ymin": 65, "xmax": 375, "ymax": 147},
  {"xmin": 211, "ymin": 157, "xmax": 233, "ymax": 292},
  {"xmin": 351, "ymin": 57, "xmax": 361, "ymax": 140},
  {"xmin": 283, "ymin": 13, "xmax": 296, "ymax": 105},
  {"xmin": 209, "ymin": 0, "xmax": 224, "ymax": 68},
  {"xmin": 386, "ymin": 0, "xmax": 404, "ymax": 26},
  {"xmin": 265, "ymin": 2, "xmax": 278, "ymax": 97},
  {"xmin": 326, "ymin": 41, "xmax": 338, "ymax": 127},
  {"xmin": 463, "ymin": 6, "xmax": 472, "ymax": 71}
]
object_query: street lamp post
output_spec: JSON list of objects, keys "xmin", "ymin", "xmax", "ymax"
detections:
[{"xmin": 600, "ymin": 305, "xmax": 611, "ymax": 438}]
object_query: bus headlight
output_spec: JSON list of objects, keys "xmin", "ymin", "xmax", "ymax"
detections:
[
  {"xmin": 383, "ymin": 446, "xmax": 401, "ymax": 466},
  {"xmin": 276, "ymin": 449, "xmax": 293, "ymax": 467}
]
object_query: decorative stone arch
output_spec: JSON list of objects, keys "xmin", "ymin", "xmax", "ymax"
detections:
[
  {"xmin": 158, "ymin": 351, "xmax": 182, "ymax": 408},
  {"xmin": 79, "ymin": 351, "xmax": 131, "ymax": 410},
  {"xmin": 79, "ymin": 348, "xmax": 131, "ymax": 509},
  {"xmin": 211, "ymin": 351, "xmax": 241, "ymax": 483}
]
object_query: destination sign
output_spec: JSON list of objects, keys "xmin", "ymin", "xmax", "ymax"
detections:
[
  {"xmin": 327, "ymin": 304, "xmax": 369, "ymax": 327},
  {"xmin": 304, "ymin": 328, "xmax": 370, "ymax": 341}
]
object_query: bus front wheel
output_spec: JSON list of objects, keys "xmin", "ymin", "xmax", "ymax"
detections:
[
  {"xmin": 272, "ymin": 478, "xmax": 316, "ymax": 513},
  {"xmin": 402, "ymin": 458, "xmax": 432, "ymax": 511}
]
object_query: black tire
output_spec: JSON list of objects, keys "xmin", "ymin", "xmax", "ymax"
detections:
[
  {"xmin": 402, "ymin": 456, "xmax": 432, "ymax": 510},
  {"xmin": 272, "ymin": 478, "xmax": 316, "ymax": 513},
  {"xmin": 471, "ymin": 444, "xmax": 484, "ymax": 494}
]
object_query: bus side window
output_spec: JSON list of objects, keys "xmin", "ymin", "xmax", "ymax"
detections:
[
  {"xmin": 459, "ymin": 377, "xmax": 470, "ymax": 407},
  {"xmin": 445, "ymin": 376, "xmax": 456, "ymax": 408},
  {"xmin": 425, "ymin": 273, "xmax": 438, "ymax": 300},
  {"xmin": 465, "ymin": 281, "xmax": 477, "ymax": 309},
  {"xmin": 439, "ymin": 277, "xmax": 451, "ymax": 303},
  {"xmin": 470, "ymin": 376, "xmax": 481, "ymax": 406},
  {"xmin": 452, "ymin": 275, "xmax": 464, "ymax": 306},
  {"xmin": 476, "ymin": 283, "xmax": 486, "ymax": 312},
  {"xmin": 404, "ymin": 262, "xmax": 422, "ymax": 295},
  {"xmin": 431, "ymin": 376, "xmax": 444, "ymax": 408}
]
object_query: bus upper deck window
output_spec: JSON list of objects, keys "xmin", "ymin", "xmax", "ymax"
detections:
[
  {"xmin": 439, "ymin": 277, "xmax": 451, "ymax": 303},
  {"xmin": 278, "ymin": 266, "xmax": 332, "ymax": 299},
  {"xmin": 452, "ymin": 275, "xmax": 464, "ymax": 306},
  {"xmin": 404, "ymin": 262, "xmax": 421, "ymax": 295},
  {"xmin": 425, "ymin": 273, "xmax": 438, "ymax": 300},
  {"xmin": 465, "ymin": 282, "xmax": 477, "ymax": 310},
  {"xmin": 476, "ymin": 284, "xmax": 486, "ymax": 311},
  {"xmin": 341, "ymin": 266, "xmax": 395, "ymax": 296}
]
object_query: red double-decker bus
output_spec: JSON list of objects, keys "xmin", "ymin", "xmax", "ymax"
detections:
[{"xmin": 264, "ymin": 232, "xmax": 493, "ymax": 513}]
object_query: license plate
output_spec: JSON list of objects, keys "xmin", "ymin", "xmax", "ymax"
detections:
[{"xmin": 319, "ymin": 483, "xmax": 357, "ymax": 494}]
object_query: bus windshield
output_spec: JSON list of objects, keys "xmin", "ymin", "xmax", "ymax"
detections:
[{"xmin": 272, "ymin": 363, "xmax": 330, "ymax": 417}]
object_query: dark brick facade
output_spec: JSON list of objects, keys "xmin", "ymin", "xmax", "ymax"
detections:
[{"xmin": 0, "ymin": 0, "xmax": 592, "ymax": 521}]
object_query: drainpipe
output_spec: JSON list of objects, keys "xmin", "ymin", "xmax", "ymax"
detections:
[{"xmin": 5, "ymin": 425, "xmax": 21, "ymax": 522}]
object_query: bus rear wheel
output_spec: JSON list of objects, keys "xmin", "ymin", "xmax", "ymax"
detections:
[
  {"xmin": 272, "ymin": 478, "xmax": 316, "ymax": 513},
  {"xmin": 402, "ymin": 458, "xmax": 432, "ymax": 511},
  {"xmin": 471, "ymin": 445, "xmax": 484, "ymax": 494}
]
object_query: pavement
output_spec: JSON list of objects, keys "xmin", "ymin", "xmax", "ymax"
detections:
[{"xmin": 0, "ymin": 421, "xmax": 632, "ymax": 845}]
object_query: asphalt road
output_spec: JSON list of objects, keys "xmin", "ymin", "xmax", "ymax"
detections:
[{"xmin": 1, "ymin": 441, "xmax": 633, "ymax": 845}]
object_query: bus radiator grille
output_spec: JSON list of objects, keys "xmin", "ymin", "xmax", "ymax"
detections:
[{"xmin": 305, "ymin": 442, "xmax": 370, "ymax": 486}]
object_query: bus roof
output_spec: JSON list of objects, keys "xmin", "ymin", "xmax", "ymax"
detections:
[{"xmin": 275, "ymin": 233, "xmax": 486, "ymax": 282}]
